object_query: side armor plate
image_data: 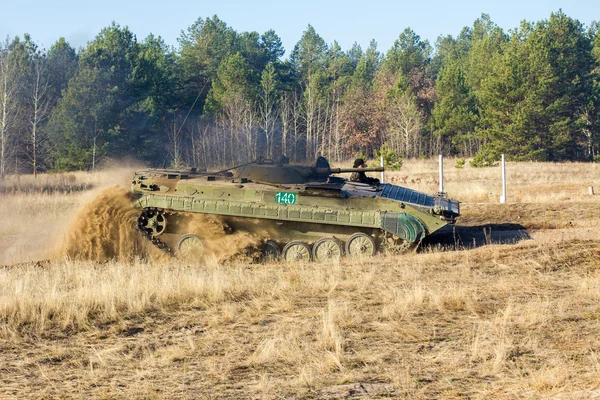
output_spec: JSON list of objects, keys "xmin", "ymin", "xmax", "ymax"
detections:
[{"xmin": 381, "ymin": 213, "xmax": 426, "ymax": 242}]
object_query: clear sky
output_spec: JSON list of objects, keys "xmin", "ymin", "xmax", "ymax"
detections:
[{"xmin": 1, "ymin": 0, "xmax": 599, "ymax": 55}]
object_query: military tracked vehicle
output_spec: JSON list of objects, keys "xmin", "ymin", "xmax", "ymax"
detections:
[{"xmin": 131, "ymin": 157, "xmax": 460, "ymax": 263}]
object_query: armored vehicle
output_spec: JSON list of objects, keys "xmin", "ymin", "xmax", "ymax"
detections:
[{"xmin": 131, "ymin": 157, "xmax": 460, "ymax": 263}]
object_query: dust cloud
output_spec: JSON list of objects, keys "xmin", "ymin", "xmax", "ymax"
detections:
[
  {"xmin": 58, "ymin": 187, "xmax": 151, "ymax": 261},
  {"xmin": 177, "ymin": 214, "xmax": 265, "ymax": 263},
  {"xmin": 58, "ymin": 186, "xmax": 265, "ymax": 263}
]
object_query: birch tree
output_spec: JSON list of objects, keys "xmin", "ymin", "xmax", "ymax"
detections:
[
  {"xmin": 259, "ymin": 62, "xmax": 278, "ymax": 158},
  {"xmin": 279, "ymin": 91, "xmax": 292, "ymax": 158},
  {"xmin": 0, "ymin": 41, "xmax": 18, "ymax": 178},
  {"xmin": 387, "ymin": 93, "xmax": 423, "ymax": 158},
  {"xmin": 27, "ymin": 53, "xmax": 51, "ymax": 176}
]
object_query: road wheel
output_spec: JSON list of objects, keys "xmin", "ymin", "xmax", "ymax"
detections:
[
  {"xmin": 345, "ymin": 233, "xmax": 376, "ymax": 258},
  {"xmin": 177, "ymin": 234, "xmax": 204, "ymax": 260},
  {"xmin": 282, "ymin": 241, "xmax": 312, "ymax": 263},
  {"xmin": 312, "ymin": 237, "xmax": 343, "ymax": 262}
]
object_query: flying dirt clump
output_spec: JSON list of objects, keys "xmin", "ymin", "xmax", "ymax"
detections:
[{"xmin": 58, "ymin": 186, "xmax": 265, "ymax": 263}]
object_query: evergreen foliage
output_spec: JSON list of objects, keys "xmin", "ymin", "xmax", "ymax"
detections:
[{"xmin": 0, "ymin": 12, "xmax": 599, "ymax": 175}]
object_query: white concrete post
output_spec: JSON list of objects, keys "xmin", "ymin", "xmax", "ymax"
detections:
[
  {"xmin": 438, "ymin": 155, "xmax": 444, "ymax": 194},
  {"xmin": 500, "ymin": 154, "xmax": 507, "ymax": 204},
  {"xmin": 380, "ymin": 155, "xmax": 385, "ymax": 184}
]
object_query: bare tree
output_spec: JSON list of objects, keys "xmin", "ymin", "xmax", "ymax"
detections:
[
  {"xmin": 581, "ymin": 108, "xmax": 597, "ymax": 160},
  {"xmin": 220, "ymin": 91, "xmax": 249, "ymax": 164},
  {"xmin": 0, "ymin": 43, "xmax": 18, "ymax": 178},
  {"xmin": 26, "ymin": 54, "xmax": 51, "ymax": 176},
  {"xmin": 303, "ymin": 78, "xmax": 318, "ymax": 160},
  {"xmin": 192, "ymin": 121, "xmax": 213, "ymax": 169},
  {"xmin": 167, "ymin": 115, "xmax": 185, "ymax": 168},
  {"xmin": 214, "ymin": 119, "xmax": 229, "ymax": 167},
  {"xmin": 258, "ymin": 63, "xmax": 278, "ymax": 158},
  {"xmin": 243, "ymin": 103, "xmax": 257, "ymax": 161},
  {"xmin": 291, "ymin": 91, "xmax": 303, "ymax": 162},
  {"xmin": 386, "ymin": 93, "xmax": 423, "ymax": 158},
  {"xmin": 279, "ymin": 92, "xmax": 291, "ymax": 158},
  {"xmin": 328, "ymin": 91, "xmax": 344, "ymax": 163}
]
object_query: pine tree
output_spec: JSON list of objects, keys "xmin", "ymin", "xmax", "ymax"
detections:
[{"xmin": 478, "ymin": 12, "xmax": 596, "ymax": 161}]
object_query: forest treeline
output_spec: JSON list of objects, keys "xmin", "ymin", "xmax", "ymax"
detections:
[{"xmin": 0, "ymin": 11, "xmax": 599, "ymax": 175}]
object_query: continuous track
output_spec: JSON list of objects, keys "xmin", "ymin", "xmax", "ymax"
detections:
[{"xmin": 136, "ymin": 208, "xmax": 174, "ymax": 256}]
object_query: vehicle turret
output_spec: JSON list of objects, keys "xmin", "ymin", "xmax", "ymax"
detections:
[{"xmin": 233, "ymin": 156, "xmax": 383, "ymax": 184}]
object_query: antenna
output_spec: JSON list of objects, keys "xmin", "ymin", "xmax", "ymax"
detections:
[
  {"xmin": 174, "ymin": 79, "xmax": 210, "ymax": 139},
  {"xmin": 166, "ymin": 79, "xmax": 211, "ymax": 168}
]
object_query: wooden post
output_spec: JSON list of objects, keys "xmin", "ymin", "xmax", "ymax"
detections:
[
  {"xmin": 438, "ymin": 155, "xmax": 444, "ymax": 195},
  {"xmin": 500, "ymin": 154, "xmax": 507, "ymax": 204}
]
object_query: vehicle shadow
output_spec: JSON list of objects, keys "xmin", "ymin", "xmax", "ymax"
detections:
[{"xmin": 421, "ymin": 223, "xmax": 531, "ymax": 252}]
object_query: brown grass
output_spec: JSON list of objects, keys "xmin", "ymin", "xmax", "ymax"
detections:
[
  {"xmin": 1, "ymin": 161, "xmax": 600, "ymax": 398},
  {"xmin": 386, "ymin": 158, "xmax": 600, "ymax": 204}
]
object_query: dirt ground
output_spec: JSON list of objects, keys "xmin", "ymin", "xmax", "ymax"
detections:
[{"xmin": 2, "ymin": 164, "xmax": 600, "ymax": 399}]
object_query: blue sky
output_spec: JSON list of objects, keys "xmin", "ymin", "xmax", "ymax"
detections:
[{"xmin": 1, "ymin": 0, "xmax": 599, "ymax": 55}]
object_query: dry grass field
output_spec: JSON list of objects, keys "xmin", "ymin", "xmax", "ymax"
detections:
[{"xmin": 1, "ymin": 159, "xmax": 600, "ymax": 399}]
